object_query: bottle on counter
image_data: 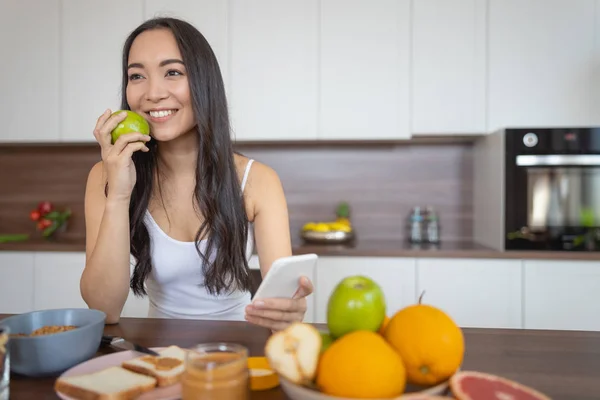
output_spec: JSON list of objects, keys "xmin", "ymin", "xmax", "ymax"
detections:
[
  {"xmin": 424, "ymin": 206, "xmax": 440, "ymax": 244},
  {"xmin": 408, "ymin": 207, "xmax": 425, "ymax": 243}
]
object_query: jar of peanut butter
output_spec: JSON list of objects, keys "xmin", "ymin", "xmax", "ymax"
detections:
[{"xmin": 182, "ymin": 343, "xmax": 249, "ymax": 400}]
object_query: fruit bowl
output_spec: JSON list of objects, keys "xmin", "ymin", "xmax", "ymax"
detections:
[
  {"xmin": 301, "ymin": 229, "xmax": 355, "ymax": 244},
  {"xmin": 278, "ymin": 375, "xmax": 451, "ymax": 400}
]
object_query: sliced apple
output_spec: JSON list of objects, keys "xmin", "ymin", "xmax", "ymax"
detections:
[{"xmin": 264, "ymin": 322, "xmax": 321, "ymax": 386}]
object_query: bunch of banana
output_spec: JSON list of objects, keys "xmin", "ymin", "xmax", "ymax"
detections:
[{"xmin": 302, "ymin": 202, "xmax": 353, "ymax": 233}]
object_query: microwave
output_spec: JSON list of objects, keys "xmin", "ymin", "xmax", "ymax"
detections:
[{"xmin": 473, "ymin": 127, "xmax": 600, "ymax": 252}]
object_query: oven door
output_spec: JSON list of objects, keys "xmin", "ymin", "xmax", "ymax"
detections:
[{"xmin": 505, "ymin": 154, "xmax": 600, "ymax": 251}]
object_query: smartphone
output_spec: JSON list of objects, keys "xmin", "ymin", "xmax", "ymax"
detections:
[{"xmin": 252, "ymin": 253, "xmax": 318, "ymax": 300}]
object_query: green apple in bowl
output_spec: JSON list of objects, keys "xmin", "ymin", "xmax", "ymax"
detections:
[
  {"xmin": 110, "ymin": 110, "xmax": 150, "ymax": 144},
  {"xmin": 326, "ymin": 275, "xmax": 386, "ymax": 338}
]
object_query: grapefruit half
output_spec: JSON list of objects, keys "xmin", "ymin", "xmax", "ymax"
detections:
[{"xmin": 450, "ymin": 371, "xmax": 551, "ymax": 400}]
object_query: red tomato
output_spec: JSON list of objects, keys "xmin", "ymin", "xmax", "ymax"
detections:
[
  {"xmin": 38, "ymin": 201, "xmax": 53, "ymax": 215},
  {"xmin": 29, "ymin": 210, "xmax": 41, "ymax": 221},
  {"xmin": 37, "ymin": 219, "xmax": 52, "ymax": 230}
]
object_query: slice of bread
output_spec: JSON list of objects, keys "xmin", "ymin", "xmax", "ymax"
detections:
[
  {"xmin": 54, "ymin": 366, "xmax": 157, "ymax": 400},
  {"xmin": 121, "ymin": 345, "xmax": 187, "ymax": 387}
]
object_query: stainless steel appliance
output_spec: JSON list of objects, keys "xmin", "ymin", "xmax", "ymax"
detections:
[{"xmin": 473, "ymin": 127, "xmax": 600, "ymax": 252}]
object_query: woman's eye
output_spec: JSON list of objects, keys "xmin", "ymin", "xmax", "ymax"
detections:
[
  {"xmin": 128, "ymin": 74, "xmax": 143, "ymax": 81},
  {"xmin": 166, "ymin": 70, "xmax": 183, "ymax": 77}
]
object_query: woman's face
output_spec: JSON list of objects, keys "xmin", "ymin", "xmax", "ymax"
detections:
[{"xmin": 126, "ymin": 28, "xmax": 195, "ymax": 142}]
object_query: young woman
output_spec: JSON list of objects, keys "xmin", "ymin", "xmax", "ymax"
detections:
[{"xmin": 80, "ymin": 17, "xmax": 313, "ymax": 331}]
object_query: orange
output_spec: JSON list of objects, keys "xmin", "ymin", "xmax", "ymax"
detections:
[
  {"xmin": 378, "ymin": 315, "xmax": 390, "ymax": 335},
  {"xmin": 384, "ymin": 293, "xmax": 464, "ymax": 386},
  {"xmin": 316, "ymin": 330, "xmax": 406, "ymax": 398}
]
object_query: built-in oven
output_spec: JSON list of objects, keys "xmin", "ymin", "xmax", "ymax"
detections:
[{"xmin": 504, "ymin": 128, "xmax": 600, "ymax": 251}]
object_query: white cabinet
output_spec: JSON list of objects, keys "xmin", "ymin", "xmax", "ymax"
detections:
[
  {"xmin": 0, "ymin": 252, "xmax": 35, "ymax": 314},
  {"xmin": 33, "ymin": 252, "xmax": 87, "ymax": 310},
  {"xmin": 416, "ymin": 258, "xmax": 523, "ymax": 329},
  {"xmin": 594, "ymin": 0, "xmax": 600, "ymax": 126},
  {"xmin": 0, "ymin": 0, "xmax": 60, "ymax": 143},
  {"xmin": 523, "ymin": 259, "xmax": 600, "ymax": 331},
  {"xmin": 314, "ymin": 257, "xmax": 416, "ymax": 324},
  {"xmin": 61, "ymin": 0, "xmax": 144, "ymax": 142},
  {"xmin": 488, "ymin": 0, "xmax": 597, "ymax": 131},
  {"xmin": 229, "ymin": 0, "xmax": 319, "ymax": 141},
  {"xmin": 411, "ymin": 0, "xmax": 486, "ymax": 135},
  {"xmin": 320, "ymin": 0, "xmax": 411, "ymax": 140},
  {"xmin": 143, "ymin": 0, "xmax": 228, "ymax": 86}
]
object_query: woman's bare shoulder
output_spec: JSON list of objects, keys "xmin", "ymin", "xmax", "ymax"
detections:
[{"xmin": 233, "ymin": 154, "xmax": 280, "ymax": 189}]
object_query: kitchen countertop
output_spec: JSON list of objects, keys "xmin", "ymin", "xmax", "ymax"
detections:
[
  {"xmin": 0, "ymin": 236, "xmax": 598, "ymax": 261},
  {"xmin": 6, "ymin": 315, "xmax": 600, "ymax": 400}
]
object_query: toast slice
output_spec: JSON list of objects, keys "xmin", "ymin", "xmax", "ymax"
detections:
[
  {"xmin": 121, "ymin": 345, "xmax": 187, "ymax": 387},
  {"xmin": 54, "ymin": 366, "xmax": 157, "ymax": 400}
]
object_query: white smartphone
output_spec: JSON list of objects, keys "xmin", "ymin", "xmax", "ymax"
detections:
[{"xmin": 252, "ymin": 253, "xmax": 318, "ymax": 300}]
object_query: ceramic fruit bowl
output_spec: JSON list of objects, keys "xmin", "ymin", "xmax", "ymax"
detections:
[{"xmin": 278, "ymin": 375, "xmax": 451, "ymax": 400}]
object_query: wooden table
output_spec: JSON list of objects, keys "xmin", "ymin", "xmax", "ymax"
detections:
[{"xmin": 4, "ymin": 316, "xmax": 600, "ymax": 399}]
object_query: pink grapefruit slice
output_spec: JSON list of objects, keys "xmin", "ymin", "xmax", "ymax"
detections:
[{"xmin": 450, "ymin": 371, "xmax": 551, "ymax": 400}]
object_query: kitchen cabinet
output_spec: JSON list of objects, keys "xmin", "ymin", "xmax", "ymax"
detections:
[
  {"xmin": 488, "ymin": 0, "xmax": 597, "ymax": 131},
  {"xmin": 314, "ymin": 257, "xmax": 416, "ymax": 324},
  {"xmin": 33, "ymin": 252, "xmax": 87, "ymax": 310},
  {"xmin": 0, "ymin": 0, "xmax": 60, "ymax": 143},
  {"xmin": 61, "ymin": 0, "xmax": 144, "ymax": 142},
  {"xmin": 411, "ymin": 0, "xmax": 486, "ymax": 135},
  {"xmin": 595, "ymin": 0, "xmax": 600, "ymax": 126},
  {"xmin": 416, "ymin": 258, "xmax": 523, "ymax": 329},
  {"xmin": 228, "ymin": 0, "xmax": 319, "ymax": 141},
  {"xmin": 143, "ymin": 0, "xmax": 228, "ymax": 87},
  {"xmin": 319, "ymin": 0, "xmax": 411, "ymax": 140},
  {"xmin": 0, "ymin": 252, "xmax": 35, "ymax": 314},
  {"xmin": 523, "ymin": 259, "xmax": 600, "ymax": 331}
]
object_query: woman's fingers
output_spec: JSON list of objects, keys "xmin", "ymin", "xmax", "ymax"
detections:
[
  {"xmin": 249, "ymin": 297, "xmax": 306, "ymax": 314},
  {"xmin": 245, "ymin": 305, "xmax": 302, "ymax": 322},
  {"xmin": 111, "ymin": 133, "xmax": 151, "ymax": 155},
  {"xmin": 293, "ymin": 276, "xmax": 314, "ymax": 299},
  {"xmin": 94, "ymin": 110, "xmax": 128, "ymax": 150},
  {"xmin": 119, "ymin": 141, "xmax": 150, "ymax": 159}
]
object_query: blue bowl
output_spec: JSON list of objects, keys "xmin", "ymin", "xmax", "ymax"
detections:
[{"xmin": 0, "ymin": 308, "xmax": 106, "ymax": 377}]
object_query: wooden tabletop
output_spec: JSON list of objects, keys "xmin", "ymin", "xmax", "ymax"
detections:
[{"xmin": 4, "ymin": 316, "xmax": 600, "ymax": 400}]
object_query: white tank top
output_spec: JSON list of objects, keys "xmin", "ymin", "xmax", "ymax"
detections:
[{"xmin": 142, "ymin": 159, "xmax": 255, "ymax": 320}]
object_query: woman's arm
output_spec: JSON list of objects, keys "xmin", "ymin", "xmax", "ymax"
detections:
[
  {"xmin": 249, "ymin": 162, "xmax": 293, "ymax": 277},
  {"xmin": 243, "ymin": 161, "xmax": 314, "ymax": 331},
  {"xmin": 79, "ymin": 161, "xmax": 132, "ymax": 324}
]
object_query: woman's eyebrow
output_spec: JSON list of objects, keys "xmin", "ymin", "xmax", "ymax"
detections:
[{"xmin": 127, "ymin": 59, "xmax": 184, "ymax": 70}]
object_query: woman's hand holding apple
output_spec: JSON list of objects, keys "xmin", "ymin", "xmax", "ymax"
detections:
[{"xmin": 93, "ymin": 109, "xmax": 151, "ymax": 203}]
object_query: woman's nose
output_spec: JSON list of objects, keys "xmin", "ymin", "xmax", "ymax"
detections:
[{"xmin": 145, "ymin": 78, "xmax": 169, "ymax": 102}]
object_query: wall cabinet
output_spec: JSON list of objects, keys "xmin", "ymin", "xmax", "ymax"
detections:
[
  {"xmin": 61, "ymin": 0, "xmax": 144, "ymax": 142},
  {"xmin": 411, "ymin": 0, "xmax": 486, "ymax": 135},
  {"xmin": 487, "ymin": 0, "xmax": 597, "ymax": 131},
  {"xmin": 228, "ymin": 0, "xmax": 319, "ymax": 141},
  {"xmin": 2, "ymin": 0, "xmax": 598, "ymax": 143},
  {"xmin": 0, "ymin": 0, "xmax": 60, "ymax": 143},
  {"xmin": 319, "ymin": 0, "xmax": 411, "ymax": 140}
]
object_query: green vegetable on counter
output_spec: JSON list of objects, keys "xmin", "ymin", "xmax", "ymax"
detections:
[{"xmin": 0, "ymin": 234, "xmax": 30, "ymax": 243}]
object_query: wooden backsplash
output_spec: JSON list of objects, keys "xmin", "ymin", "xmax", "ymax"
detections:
[{"xmin": 0, "ymin": 141, "xmax": 474, "ymax": 244}]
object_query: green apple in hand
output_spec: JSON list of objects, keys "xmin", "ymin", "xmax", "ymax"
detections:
[
  {"xmin": 110, "ymin": 110, "xmax": 150, "ymax": 144},
  {"xmin": 326, "ymin": 275, "xmax": 386, "ymax": 338}
]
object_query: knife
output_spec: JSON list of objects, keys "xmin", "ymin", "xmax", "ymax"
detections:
[{"xmin": 101, "ymin": 335, "xmax": 160, "ymax": 356}]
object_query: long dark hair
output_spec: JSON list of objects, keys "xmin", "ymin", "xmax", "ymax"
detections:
[{"xmin": 119, "ymin": 17, "xmax": 251, "ymax": 297}]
